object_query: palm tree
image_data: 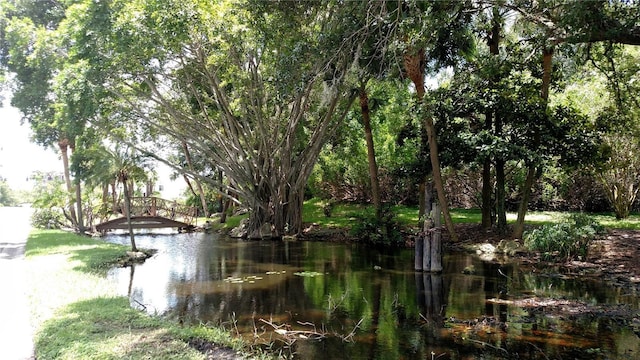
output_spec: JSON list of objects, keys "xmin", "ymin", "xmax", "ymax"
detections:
[
  {"xmin": 110, "ymin": 146, "xmax": 151, "ymax": 252},
  {"xmin": 77, "ymin": 142, "xmax": 151, "ymax": 252}
]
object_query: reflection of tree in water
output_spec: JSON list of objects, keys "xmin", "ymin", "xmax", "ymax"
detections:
[
  {"xmin": 118, "ymin": 234, "xmax": 635, "ymax": 359},
  {"xmin": 162, "ymin": 240, "xmax": 317, "ymax": 332},
  {"xmin": 416, "ymin": 273, "xmax": 447, "ymax": 325}
]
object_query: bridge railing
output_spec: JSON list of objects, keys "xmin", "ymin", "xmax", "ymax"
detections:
[{"xmin": 127, "ymin": 197, "xmax": 198, "ymax": 225}]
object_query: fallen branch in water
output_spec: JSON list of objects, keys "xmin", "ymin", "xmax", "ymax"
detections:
[
  {"xmin": 259, "ymin": 317, "xmax": 364, "ymax": 344},
  {"xmin": 259, "ymin": 318, "xmax": 327, "ymax": 341}
]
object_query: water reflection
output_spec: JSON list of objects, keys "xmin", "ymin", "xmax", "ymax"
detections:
[{"xmin": 106, "ymin": 232, "xmax": 640, "ymax": 359}]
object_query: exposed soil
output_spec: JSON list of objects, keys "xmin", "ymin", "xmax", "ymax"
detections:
[
  {"xmin": 442, "ymin": 224, "xmax": 640, "ymax": 353},
  {"xmin": 446, "ymin": 224, "xmax": 640, "ymax": 295},
  {"xmin": 188, "ymin": 338, "xmax": 245, "ymax": 360}
]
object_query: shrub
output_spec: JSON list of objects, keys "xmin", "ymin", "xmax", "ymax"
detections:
[
  {"xmin": 31, "ymin": 208, "xmax": 65, "ymax": 229},
  {"xmin": 524, "ymin": 213, "xmax": 605, "ymax": 261},
  {"xmin": 350, "ymin": 205, "xmax": 403, "ymax": 246}
]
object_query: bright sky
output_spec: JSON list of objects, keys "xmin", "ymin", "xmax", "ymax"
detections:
[
  {"xmin": 0, "ymin": 97, "xmax": 185, "ymax": 197},
  {"xmin": 0, "ymin": 98, "xmax": 61, "ymax": 190}
]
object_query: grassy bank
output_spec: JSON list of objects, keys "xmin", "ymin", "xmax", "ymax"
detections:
[
  {"xmin": 207, "ymin": 198, "xmax": 640, "ymax": 232},
  {"xmin": 25, "ymin": 230, "xmax": 261, "ymax": 360}
]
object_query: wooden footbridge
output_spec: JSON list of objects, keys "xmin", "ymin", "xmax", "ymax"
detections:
[{"xmin": 95, "ymin": 197, "xmax": 197, "ymax": 232}]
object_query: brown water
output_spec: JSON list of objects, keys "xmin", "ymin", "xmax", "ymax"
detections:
[{"xmin": 106, "ymin": 231, "xmax": 640, "ymax": 359}]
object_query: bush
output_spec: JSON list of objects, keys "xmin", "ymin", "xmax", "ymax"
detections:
[
  {"xmin": 31, "ymin": 208, "xmax": 65, "ymax": 229},
  {"xmin": 350, "ymin": 205, "xmax": 403, "ymax": 247},
  {"xmin": 524, "ymin": 213, "xmax": 605, "ymax": 261}
]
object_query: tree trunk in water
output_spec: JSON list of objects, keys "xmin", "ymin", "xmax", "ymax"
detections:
[
  {"xmin": 513, "ymin": 47, "xmax": 554, "ymax": 239},
  {"xmin": 122, "ymin": 180, "xmax": 137, "ymax": 252},
  {"xmin": 429, "ymin": 203, "xmax": 443, "ymax": 272},
  {"xmin": 182, "ymin": 142, "xmax": 209, "ymax": 218},
  {"xmin": 58, "ymin": 139, "xmax": 78, "ymax": 228},
  {"xmin": 360, "ymin": 85, "xmax": 381, "ymax": 218},
  {"xmin": 415, "ymin": 234, "xmax": 424, "ymax": 270},
  {"xmin": 246, "ymin": 181, "xmax": 304, "ymax": 239},
  {"xmin": 403, "ymin": 50, "xmax": 457, "ymax": 242}
]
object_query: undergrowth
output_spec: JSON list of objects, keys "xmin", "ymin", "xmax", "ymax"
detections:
[
  {"xmin": 350, "ymin": 204, "xmax": 404, "ymax": 246},
  {"xmin": 524, "ymin": 213, "xmax": 606, "ymax": 261}
]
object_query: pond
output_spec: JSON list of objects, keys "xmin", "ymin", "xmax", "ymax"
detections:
[{"xmin": 106, "ymin": 231, "xmax": 640, "ymax": 359}]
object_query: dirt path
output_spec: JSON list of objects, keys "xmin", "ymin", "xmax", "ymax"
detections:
[{"xmin": 0, "ymin": 206, "xmax": 35, "ymax": 360}]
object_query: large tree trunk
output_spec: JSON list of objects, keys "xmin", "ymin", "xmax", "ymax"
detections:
[
  {"xmin": 513, "ymin": 47, "xmax": 554, "ymax": 239},
  {"xmin": 495, "ymin": 111, "xmax": 507, "ymax": 234},
  {"xmin": 143, "ymin": 40, "xmax": 357, "ymax": 239},
  {"xmin": 424, "ymin": 115, "xmax": 457, "ymax": 241},
  {"xmin": 483, "ymin": 12, "xmax": 500, "ymax": 230},
  {"xmin": 404, "ymin": 50, "xmax": 458, "ymax": 242},
  {"xmin": 58, "ymin": 139, "xmax": 78, "ymax": 228},
  {"xmin": 360, "ymin": 84, "xmax": 381, "ymax": 218}
]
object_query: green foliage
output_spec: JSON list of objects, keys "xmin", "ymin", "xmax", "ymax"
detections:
[
  {"xmin": 524, "ymin": 213, "xmax": 605, "ymax": 261},
  {"xmin": 31, "ymin": 208, "xmax": 65, "ymax": 229},
  {"xmin": 349, "ymin": 205, "xmax": 403, "ymax": 247},
  {"xmin": 310, "ymin": 80, "xmax": 421, "ymax": 202},
  {"xmin": 29, "ymin": 172, "xmax": 73, "ymax": 227},
  {"xmin": 0, "ymin": 181, "xmax": 17, "ymax": 206}
]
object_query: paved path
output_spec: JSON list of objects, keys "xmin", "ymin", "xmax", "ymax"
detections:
[{"xmin": 0, "ymin": 206, "xmax": 35, "ymax": 360}]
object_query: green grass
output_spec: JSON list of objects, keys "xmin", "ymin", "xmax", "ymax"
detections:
[
  {"xmin": 300, "ymin": 199, "xmax": 640, "ymax": 230},
  {"xmin": 26, "ymin": 230, "xmax": 130, "ymax": 275},
  {"xmin": 26, "ymin": 230, "xmax": 267, "ymax": 360}
]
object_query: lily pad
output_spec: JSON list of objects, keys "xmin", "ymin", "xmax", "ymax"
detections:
[{"xmin": 294, "ymin": 271, "xmax": 324, "ymax": 277}]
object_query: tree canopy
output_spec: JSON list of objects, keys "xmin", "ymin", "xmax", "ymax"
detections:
[{"xmin": 1, "ymin": 0, "xmax": 639, "ymax": 237}]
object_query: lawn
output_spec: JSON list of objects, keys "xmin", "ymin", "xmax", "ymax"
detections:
[
  {"xmin": 207, "ymin": 198, "xmax": 640, "ymax": 232},
  {"xmin": 26, "ymin": 230, "xmax": 264, "ymax": 360}
]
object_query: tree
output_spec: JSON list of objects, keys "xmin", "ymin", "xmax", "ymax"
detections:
[
  {"xmin": 62, "ymin": 0, "xmax": 380, "ymax": 238},
  {"xmin": 359, "ymin": 81, "xmax": 382, "ymax": 218},
  {"xmin": 75, "ymin": 142, "xmax": 151, "ymax": 251},
  {"xmin": 179, "ymin": 141, "xmax": 209, "ymax": 218},
  {"xmin": 596, "ymin": 131, "xmax": 640, "ymax": 219},
  {"xmin": 1, "ymin": 0, "xmax": 91, "ymax": 232},
  {"xmin": 395, "ymin": 0, "xmax": 476, "ymax": 242},
  {"xmin": 589, "ymin": 45, "xmax": 640, "ymax": 219},
  {"xmin": 494, "ymin": 0, "xmax": 640, "ymax": 237},
  {"xmin": 0, "ymin": 180, "xmax": 17, "ymax": 206}
]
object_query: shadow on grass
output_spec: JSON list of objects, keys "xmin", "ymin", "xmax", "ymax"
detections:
[
  {"xmin": 34, "ymin": 297, "xmax": 204, "ymax": 360},
  {"xmin": 26, "ymin": 230, "xmax": 130, "ymax": 274}
]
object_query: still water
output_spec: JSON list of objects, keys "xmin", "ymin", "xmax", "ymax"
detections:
[{"xmin": 106, "ymin": 231, "xmax": 640, "ymax": 359}]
